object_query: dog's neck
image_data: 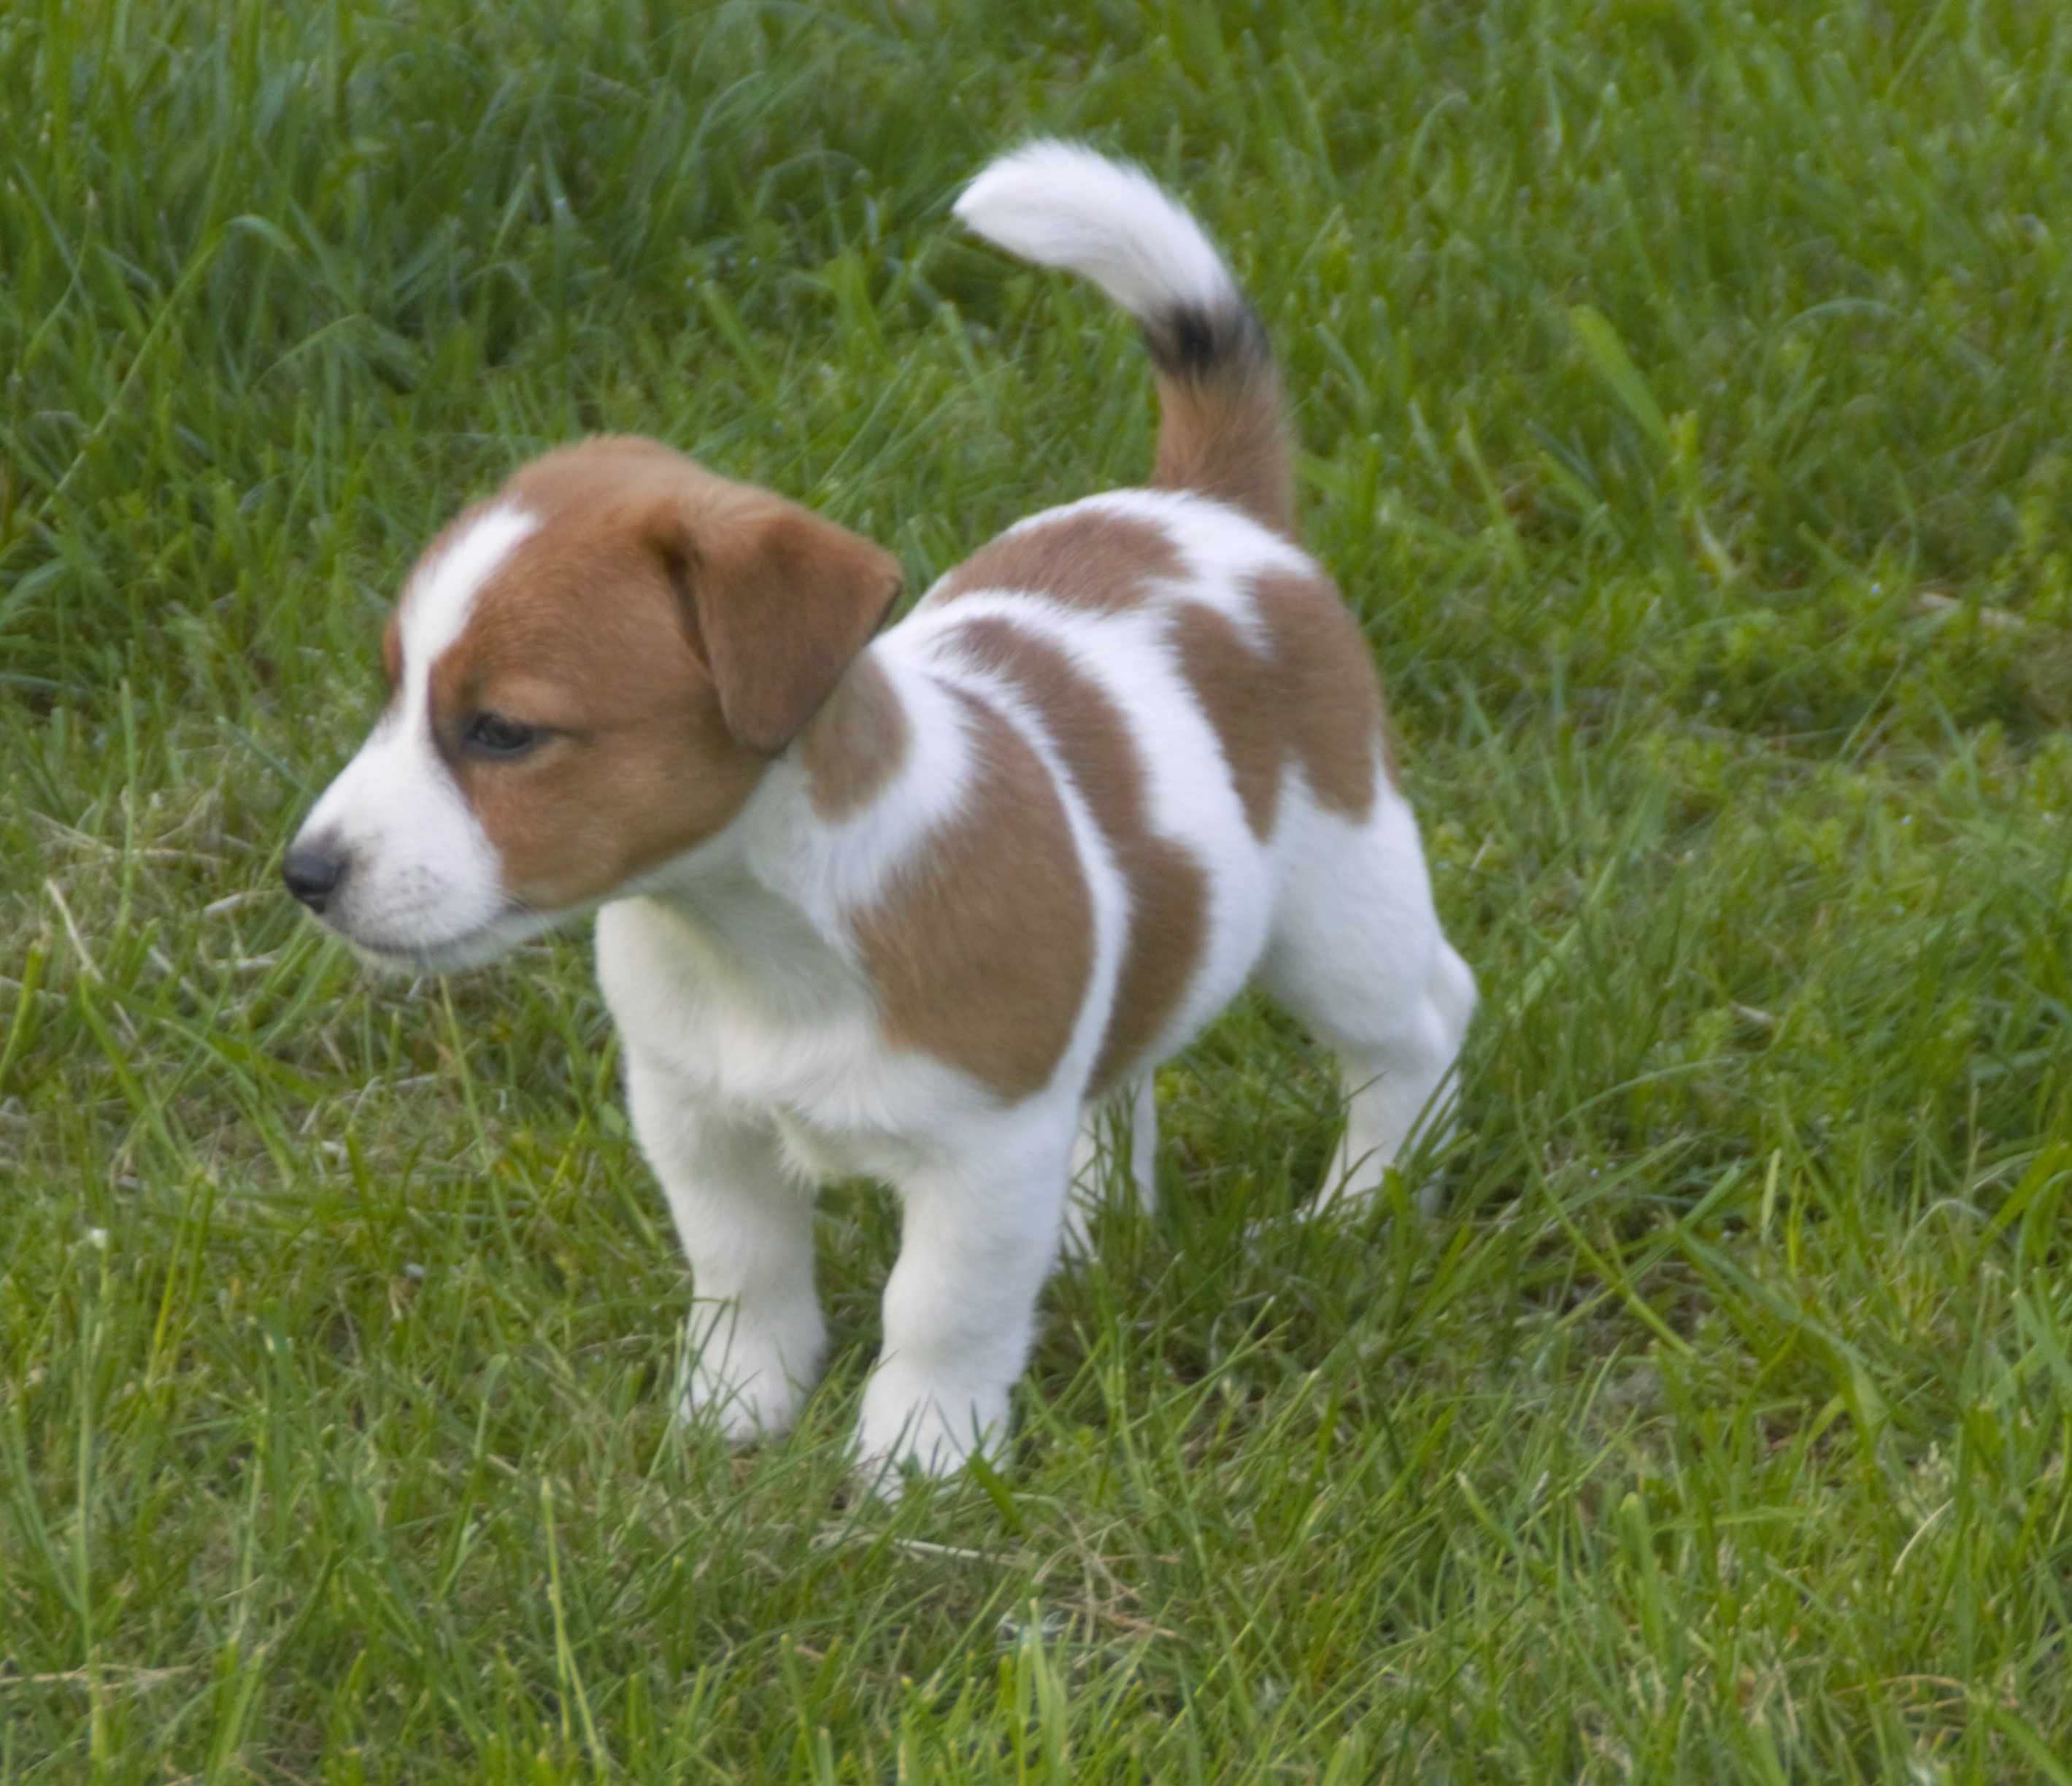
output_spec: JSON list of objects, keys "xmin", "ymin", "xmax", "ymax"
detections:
[{"xmin": 605, "ymin": 642, "xmax": 914, "ymax": 1015}]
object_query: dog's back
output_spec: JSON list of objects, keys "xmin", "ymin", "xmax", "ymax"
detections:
[{"xmin": 863, "ymin": 143, "xmax": 1424, "ymax": 1106}]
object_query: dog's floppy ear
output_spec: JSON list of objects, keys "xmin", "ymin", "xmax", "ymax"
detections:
[{"xmin": 658, "ymin": 488, "xmax": 903, "ymax": 755}]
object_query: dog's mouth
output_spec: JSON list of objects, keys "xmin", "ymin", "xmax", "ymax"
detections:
[{"xmin": 320, "ymin": 904, "xmax": 555, "ymax": 977}]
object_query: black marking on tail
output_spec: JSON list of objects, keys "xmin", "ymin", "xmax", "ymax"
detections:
[
  {"xmin": 1141, "ymin": 295, "xmax": 1293, "ymax": 534},
  {"xmin": 1142, "ymin": 302, "xmax": 1271, "ymax": 380}
]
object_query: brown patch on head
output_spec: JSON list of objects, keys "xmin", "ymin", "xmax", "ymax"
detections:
[
  {"xmin": 507, "ymin": 437, "xmax": 904, "ymax": 755},
  {"xmin": 796, "ymin": 650, "xmax": 910, "ymax": 820},
  {"xmin": 935, "ymin": 510, "xmax": 1185, "ymax": 612},
  {"xmin": 414, "ymin": 436, "xmax": 901, "ymax": 911},
  {"xmin": 947, "ymin": 617, "xmax": 1206, "ymax": 1095},
  {"xmin": 854, "ymin": 686, "xmax": 1093, "ymax": 1101},
  {"xmin": 1170, "ymin": 567, "xmax": 1396, "ymax": 842},
  {"xmin": 426, "ymin": 514, "xmax": 764, "ymax": 911}
]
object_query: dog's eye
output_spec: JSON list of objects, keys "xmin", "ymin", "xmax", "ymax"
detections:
[{"xmin": 462, "ymin": 712, "xmax": 543, "ymax": 760}]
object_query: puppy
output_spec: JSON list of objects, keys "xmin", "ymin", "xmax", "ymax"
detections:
[{"xmin": 284, "ymin": 142, "xmax": 1476, "ymax": 1484}]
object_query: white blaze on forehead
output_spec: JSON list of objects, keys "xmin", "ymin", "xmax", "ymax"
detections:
[
  {"xmin": 291, "ymin": 500, "xmax": 542, "ymax": 963},
  {"xmin": 396, "ymin": 504, "xmax": 541, "ymax": 716}
]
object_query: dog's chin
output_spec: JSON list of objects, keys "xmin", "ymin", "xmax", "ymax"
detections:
[{"xmin": 337, "ymin": 911, "xmax": 557, "ymax": 977}]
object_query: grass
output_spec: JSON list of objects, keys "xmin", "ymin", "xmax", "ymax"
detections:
[{"xmin": 4, "ymin": 0, "xmax": 2072, "ymax": 1777}]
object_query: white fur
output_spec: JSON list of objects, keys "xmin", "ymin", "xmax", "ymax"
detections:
[
  {"xmin": 294, "ymin": 504, "xmax": 547, "ymax": 969},
  {"xmin": 408, "ymin": 506, "xmax": 539, "ymax": 670},
  {"xmin": 953, "ymin": 140, "xmax": 1234, "ymax": 323}
]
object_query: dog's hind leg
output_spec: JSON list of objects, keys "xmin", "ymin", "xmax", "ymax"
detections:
[
  {"xmin": 1259, "ymin": 790, "xmax": 1475, "ymax": 1215},
  {"xmin": 1063, "ymin": 1074, "xmax": 1158, "ymax": 1255}
]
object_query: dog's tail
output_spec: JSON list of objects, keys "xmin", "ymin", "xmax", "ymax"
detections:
[{"xmin": 955, "ymin": 142, "xmax": 1294, "ymax": 536}]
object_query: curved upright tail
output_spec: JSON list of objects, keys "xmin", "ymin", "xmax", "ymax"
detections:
[{"xmin": 954, "ymin": 142, "xmax": 1295, "ymax": 536}]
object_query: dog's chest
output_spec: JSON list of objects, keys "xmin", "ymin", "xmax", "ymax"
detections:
[{"xmin": 593, "ymin": 895, "xmax": 971, "ymax": 1148}]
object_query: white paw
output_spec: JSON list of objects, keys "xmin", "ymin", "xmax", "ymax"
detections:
[
  {"xmin": 675, "ymin": 1302, "xmax": 825, "ymax": 1443},
  {"xmin": 852, "ymin": 1364, "xmax": 1009, "ymax": 1492}
]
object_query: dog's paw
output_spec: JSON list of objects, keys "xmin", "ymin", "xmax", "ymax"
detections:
[
  {"xmin": 852, "ymin": 1364, "xmax": 1008, "ymax": 1494},
  {"xmin": 676, "ymin": 1304, "xmax": 824, "ymax": 1443},
  {"xmin": 679, "ymin": 1366, "xmax": 801, "ymax": 1444}
]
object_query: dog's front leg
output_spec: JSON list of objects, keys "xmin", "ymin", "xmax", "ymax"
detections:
[
  {"xmin": 623, "ymin": 1054, "xmax": 826, "ymax": 1441},
  {"xmin": 856, "ymin": 1130, "xmax": 1074, "ymax": 1487}
]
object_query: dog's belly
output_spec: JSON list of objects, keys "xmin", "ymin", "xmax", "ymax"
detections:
[{"xmin": 766, "ymin": 1108, "xmax": 936, "ymax": 1185}]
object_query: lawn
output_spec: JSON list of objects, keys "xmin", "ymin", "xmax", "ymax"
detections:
[{"xmin": 4, "ymin": 0, "xmax": 2072, "ymax": 1779}]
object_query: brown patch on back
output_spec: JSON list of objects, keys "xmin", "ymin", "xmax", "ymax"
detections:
[
  {"xmin": 1169, "ymin": 604, "xmax": 1285, "ymax": 837},
  {"xmin": 935, "ymin": 510, "xmax": 1185, "ymax": 612},
  {"xmin": 854, "ymin": 686, "xmax": 1093, "ymax": 1101},
  {"xmin": 1255, "ymin": 569, "xmax": 1399, "ymax": 808},
  {"xmin": 796, "ymin": 650, "xmax": 910, "ymax": 820},
  {"xmin": 947, "ymin": 617, "xmax": 1206, "ymax": 1095},
  {"xmin": 1170, "ymin": 567, "xmax": 1396, "ymax": 842}
]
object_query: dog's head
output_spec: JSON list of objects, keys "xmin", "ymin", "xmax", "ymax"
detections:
[{"xmin": 283, "ymin": 438, "xmax": 901, "ymax": 970}]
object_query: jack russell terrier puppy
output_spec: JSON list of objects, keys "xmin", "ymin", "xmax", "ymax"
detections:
[{"xmin": 283, "ymin": 142, "xmax": 1476, "ymax": 1485}]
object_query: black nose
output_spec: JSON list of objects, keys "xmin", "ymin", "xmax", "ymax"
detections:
[{"xmin": 282, "ymin": 844, "xmax": 348, "ymax": 912}]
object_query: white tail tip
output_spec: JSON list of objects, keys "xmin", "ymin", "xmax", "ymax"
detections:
[{"xmin": 953, "ymin": 140, "xmax": 1235, "ymax": 324}]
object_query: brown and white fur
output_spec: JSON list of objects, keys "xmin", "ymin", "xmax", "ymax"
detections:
[{"xmin": 284, "ymin": 142, "xmax": 1476, "ymax": 1485}]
